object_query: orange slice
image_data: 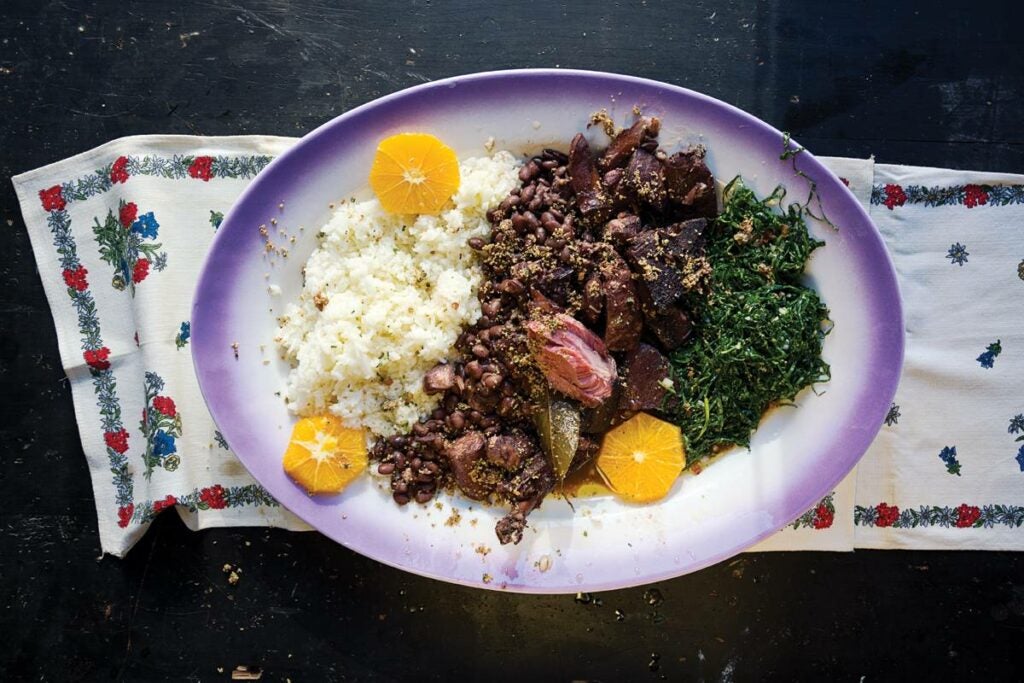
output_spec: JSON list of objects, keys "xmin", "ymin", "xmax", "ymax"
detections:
[
  {"xmin": 283, "ymin": 415, "xmax": 367, "ymax": 495},
  {"xmin": 368, "ymin": 133, "xmax": 460, "ymax": 215},
  {"xmin": 596, "ymin": 413, "xmax": 685, "ymax": 503}
]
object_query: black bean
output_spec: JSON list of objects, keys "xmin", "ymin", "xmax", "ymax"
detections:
[
  {"xmin": 414, "ymin": 489, "xmax": 434, "ymax": 504},
  {"xmin": 481, "ymin": 373, "xmax": 503, "ymax": 390},
  {"xmin": 541, "ymin": 159, "xmax": 558, "ymax": 170},
  {"xmin": 522, "ymin": 211, "xmax": 540, "ymax": 229},
  {"xmin": 377, "ymin": 462, "xmax": 396, "ymax": 475},
  {"xmin": 498, "ymin": 279, "xmax": 525, "ymax": 295},
  {"xmin": 527, "ymin": 197, "xmax": 543, "ymax": 212},
  {"xmin": 395, "ymin": 453, "xmax": 407, "ymax": 469},
  {"xmin": 423, "ymin": 461, "xmax": 440, "ymax": 475},
  {"xmin": 477, "ymin": 315, "xmax": 492, "ymax": 329},
  {"xmin": 467, "ymin": 236, "xmax": 485, "ymax": 250},
  {"xmin": 387, "ymin": 435, "xmax": 408, "ymax": 448},
  {"xmin": 416, "ymin": 471, "xmax": 434, "ymax": 483},
  {"xmin": 499, "ymin": 396, "xmax": 517, "ymax": 415},
  {"xmin": 482, "ymin": 298, "xmax": 501, "ymax": 317},
  {"xmin": 472, "ymin": 344, "xmax": 490, "ymax": 359},
  {"xmin": 465, "ymin": 360, "xmax": 484, "ymax": 379},
  {"xmin": 534, "ymin": 227, "xmax": 547, "ymax": 242},
  {"xmin": 393, "ymin": 480, "xmax": 408, "ymax": 494},
  {"xmin": 510, "ymin": 212, "xmax": 530, "ymax": 233},
  {"xmin": 469, "ymin": 410, "xmax": 483, "ymax": 424},
  {"xmin": 393, "ymin": 492, "xmax": 411, "ymax": 505},
  {"xmin": 412, "ymin": 422, "xmax": 429, "ymax": 436},
  {"xmin": 520, "ymin": 185, "xmax": 536, "ymax": 204},
  {"xmin": 518, "ymin": 160, "xmax": 540, "ymax": 182},
  {"xmin": 431, "ymin": 408, "xmax": 447, "ymax": 421},
  {"xmin": 410, "ymin": 456, "xmax": 422, "ymax": 470},
  {"xmin": 447, "ymin": 411, "xmax": 465, "ymax": 431}
]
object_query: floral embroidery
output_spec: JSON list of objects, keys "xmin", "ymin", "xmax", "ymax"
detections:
[
  {"xmin": 839, "ymin": 177, "xmax": 850, "ymax": 187},
  {"xmin": 1009, "ymin": 414, "xmax": 1024, "ymax": 437},
  {"xmin": 1016, "ymin": 446, "xmax": 1024, "ymax": 472},
  {"xmin": 62, "ymin": 265, "xmax": 89, "ymax": 292},
  {"xmin": 43, "ymin": 154, "xmax": 276, "ymax": 529},
  {"xmin": 977, "ymin": 339, "xmax": 1002, "ymax": 369},
  {"xmin": 881, "ymin": 184, "xmax": 906, "ymax": 210},
  {"xmin": 214, "ymin": 430, "xmax": 230, "ymax": 450},
  {"xmin": 129, "ymin": 484, "xmax": 278, "ymax": 524},
  {"xmin": 870, "ymin": 182, "xmax": 1024, "ymax": 208},
  {"xmin": 43, "ymin": 205, "xmax": 132, "ymax": 511},
  {"xmin": 118, "ymin": 504, "xmax": 134, "ymax": 528},
  {"xmin": 855, "ymin": 503, "xmax": 1024, "ymax": 529},
  {"xmin": 39, "ymin": 185, "xmax": 66, "ymax": 211},
  {"xmin": 874, "ymin": 502, "xmax": 901, "ymax": 527},
  {"xmin": 1018, "ymin": 259, "xmax": 1024, "ymax": 281},
  {"xmin": 152, "ymin": 494, "xmax": 177, "ymax": 512},
  {"xmin": 885, "ymin": 403, "xmax": 900, "ymax": 426},
  {"xmin": 188, "ymin": 156, "xmax": 214, "ymax": 181},
  {"xmin": 84, "ymin": 347, "xmax": 111, "ymax": 371},
  {"xmin": 110, "ymin": 156, "xmax": 130, "ymax": 184},
  {"xmin": 175, "ymin": 321, "xmax": 191, "ymax": 349},
  {"xmin": 790, "ymin": 493, "xmax": 835, "ymax": 529},
  {"xmin": 93, "ymin": 200, "xmax": 167, "ymax": 295},
  {"xmin": 210, "ymin": 210, "xmax": 224, "ymax": 230},
  {"xmin": 946, "ymin": 242, "xmax": 969, "ymax": 266},
  {"xmin": 140, "ymin": 371, "xmax": 183, "ymax": 478},
  {"xmin": 938, "ymin": 445, "xmax": 961, "ymax": 476}
]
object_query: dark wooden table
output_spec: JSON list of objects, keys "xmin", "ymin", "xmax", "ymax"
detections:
[{"xmin": 2, "ymin": 1, "xmax": 1023, "ymax": 680}]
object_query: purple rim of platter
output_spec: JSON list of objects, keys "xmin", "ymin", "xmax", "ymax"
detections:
[{"xmin": 192, "ymin": 69, "xmax": 904, "ymax": 593}]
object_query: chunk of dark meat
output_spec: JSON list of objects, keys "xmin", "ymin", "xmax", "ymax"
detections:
[
  {"xmin": 599, "ymin": 118, "xmax": 651, "ymax": 171},
  {"xmin": 580, "ymin": 274, "xmax": 604, "ymax": 325},
  {"xmin": 619, "ymin": 148, "xmax": 666, "ymax": 210},
  {"xmin": 568, "ymin": 134, "xmax": 615, "ymax": 223},
  {"xmin": 444, "ymin": 431, "xmax": 489, "ymax": 500},
  {"xmin": 602, "ymin": 168, "xmax": 624, "ymax": 196},
  {"xmin": 533, "ymin": 265, "xmax": 575, "ymax": 306},
  {"xmin": 664, "ymin": 218, "xmax": 707, "ymax": 255},
  {"xmin": 663, "ymin": 148, "xmax": 717, "ymax": 218},
  {"xmin": 644, "ymin": 305, "xmax": 693, "ymax": 351},
  {"xmin": 495, "ymin": 452, "xmax": 556, "ymax": 545},
  {"xmin": 423, "ymin": 363, "xmax": 455, "ymax": 395},
  {"xmin": 601, "ymin": 255, "xmax": 643, "ymax": 352},
  {"xmin": 528, "ymin": 289, "xmax": 565, "ymax": 316},
  {"xmin": 602, "ymin": 214, "xmax": 641, "ymax": 245},
  {"xmin": 526, "ymin": 313, "xmax": 617, "ymax": 408},
  {"xmin": 619, "ymin": 343, "xmax": 671, "ymax": 411},
  {"xmin": 625, "ymin": 230, "xmax": 686, "ymax": 312},
  {"xmin": 581, "ymin": 383, "xmax": 621, "ymax": 434},
  {"xmin": 486, "ymin": 432, "xmax": 534, "ymax": 471}
]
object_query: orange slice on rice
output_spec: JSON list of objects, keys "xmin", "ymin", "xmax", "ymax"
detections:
[
  {"xmin": 368, "ymin": 132, "xmax": 460, "ymax": 215},
  {"xmin": 283, "ymin": 415, "xmax": 367, "ymax": 495}
]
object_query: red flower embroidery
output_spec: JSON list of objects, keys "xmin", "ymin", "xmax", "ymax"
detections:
[
  {"xmin": 153, "ymin": 495, "xmax": 177, "ymax": 512},
  {"xmin": 883, "ymin": 184, "xmax": 906, "ymax": 210},
  {"xmin": 812, "ymin": 503, "xmax": 834, "ymax": 529},
  {"xmin": 875, "ymin": 502, "xmax": 900, "ymax": 527},
  {"xmin": 188, "ymin": 156, "xmax": 214, "ymax": 181},
  {"xmin": 62, "ymin": 265, "xmax": 89, "ymax": 292},
  {"xmin": 84, "ymin": 347, "xmax": 111, "ymax": 371},
  {"xmin": 110, "ymin": 156, "xmax": 130, "ymax": 184},
  {"xmin": 963, "ymin": 184, "xmax": 988, "ymax": 209},
  {"xmin": 104, "ymin": 428, "xmax": 130, "ymax": 454},
  {"xmin": 117, "ymin": 503, "xmax": 134, "ymax": 528},
  {"xmin": 152, "ymin": 396, "xmax": 177, "ymax": 417},
  {"xmin": 839, "ymin": 177, "xmax": 850, "ymax": 187},
  {"xmin": 119, "ymin": 201, "xmax": 138, "ymax": 228},
  {"xmin": 39, "ymin": 185, "xmax": 66, "ymax": 212},
  {"xmin": 955, "ymin": 504, "xmax": 981, "ymax": 528},
  {"xmin": 132, "ymin": 258, "xmax": 150, "ymax": 284},
  {"xmin": 199, "ymin": 484, "xmax": 227, "ymax": 509}
]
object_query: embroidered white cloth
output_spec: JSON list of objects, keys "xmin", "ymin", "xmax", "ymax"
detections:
[{"xmin": 13, "ymin": 137, "xmax": 1024, "ymax": 557}]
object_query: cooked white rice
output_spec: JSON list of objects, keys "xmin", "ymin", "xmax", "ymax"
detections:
[{"xmin": 276, "ymin": 151, "xmax": 520, "ymax": 436}]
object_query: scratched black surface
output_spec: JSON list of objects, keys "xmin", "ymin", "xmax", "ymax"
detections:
[{"xmin": 2, "ymin": 1, "xmax": 1023, "ymax": 680}]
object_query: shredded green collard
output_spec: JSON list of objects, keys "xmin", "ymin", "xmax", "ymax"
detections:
[{"xmin": 670, "ymin": 179, "xmax": 831, "ymax": 462}]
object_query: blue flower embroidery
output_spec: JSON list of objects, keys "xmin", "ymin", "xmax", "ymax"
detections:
[
  {"xmin": 885, "ymin": 403, "xmax": 901, "ymax": 426},
  {"xmin": 1009, "ymin": 414, "xmax": 1024, "ymax": 436},
  {"xmin": 210, "ymin": 210, "xmax": 224, "ymax": 230},
  {"xmin": 946, "ymin": 242, "xmax": 969, "ymax": 266},
  {"xmin": 938, "ymin": 445, "xmax": 961, "ymax": 476},
  {"xmin": 131, "ymin": 212, "xmax": 160, "ymax": 239},
  {"xmin": 977, "ymin": 340, "xmax": 1002, "ymax": 369},
  {"xmin": 153, "ymin": 429, "xmax": 177, "ymax": 457},
  {"xmin": 1017, "ymin": 446, "xmax": 1024, "ymax": 473},
  {"xmin": 175, "ymin": 321, "xmax": 191, "ymax": 349}
]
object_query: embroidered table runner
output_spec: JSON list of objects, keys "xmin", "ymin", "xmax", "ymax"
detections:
[{"xmin": 13, "ymin": 136, "xmax": 1024, "ymax": 557}]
